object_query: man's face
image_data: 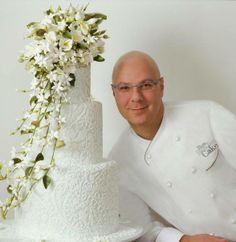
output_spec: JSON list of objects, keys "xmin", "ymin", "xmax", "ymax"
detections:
[{"xmin": 112, "ymin": 58, "xmax": 164, "ymax": 129}]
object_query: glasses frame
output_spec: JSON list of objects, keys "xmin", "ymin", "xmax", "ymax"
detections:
[{"xmin": 111, "ymin": 77, "xmax": 162, "ymax": 93}]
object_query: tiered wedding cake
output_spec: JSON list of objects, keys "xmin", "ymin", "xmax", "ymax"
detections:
[
  {"xmin": 0, "ymin": 5, "xmax": 143, "ymax": 242},
  {"xmin": 14, "ymin": 66, "xmax": 120, "ymax": 241}
]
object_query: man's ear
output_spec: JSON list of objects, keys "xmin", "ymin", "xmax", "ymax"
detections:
[{"xmin": 159, "ymin": 77, "xmax": 165, "ymax": 95}]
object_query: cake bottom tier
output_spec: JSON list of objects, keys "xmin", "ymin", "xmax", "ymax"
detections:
[{"xmin": 14, "ymin": 160, "xmax": 119, "ymax": 241}]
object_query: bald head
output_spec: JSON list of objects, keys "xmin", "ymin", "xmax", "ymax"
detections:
[{"xmin": 112, "ymin": 51, "xmax": 161, "ymax": 83}]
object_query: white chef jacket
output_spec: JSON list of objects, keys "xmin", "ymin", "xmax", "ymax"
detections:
[{"xmin": 109, "ymin": 100, "xmax": 236, "ymax": 242}]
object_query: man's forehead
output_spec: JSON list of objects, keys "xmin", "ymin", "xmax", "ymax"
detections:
[{"xmin": 114, "ymin": 59, "xmax": 159, "ymax": 82}]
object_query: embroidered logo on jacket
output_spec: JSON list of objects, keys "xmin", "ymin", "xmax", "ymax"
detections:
[
  {"xmin": 196, "ymin": 140, "xmax": 219, "ymax": 171},
  {"xmin": 196, "ymin": 140, "xmax": 218, "ymax": 157}
]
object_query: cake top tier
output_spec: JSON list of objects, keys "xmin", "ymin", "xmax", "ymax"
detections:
[{"xmin": 67, "ymin": 65, "xmax": 91, "ymax": 104}]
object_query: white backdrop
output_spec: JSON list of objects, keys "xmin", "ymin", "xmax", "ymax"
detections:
[{"xmin": 0, "ymin": 0, "xmax": 235, "ymax": 169}]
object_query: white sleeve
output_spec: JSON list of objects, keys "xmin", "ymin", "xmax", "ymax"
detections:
[
  {"xmin": 209, "ymin": 101, "xmax": 236, "ymax": 169},
  {"xmin": 119, "ymin": 187, "xmax": 184, "ymax": 242}
]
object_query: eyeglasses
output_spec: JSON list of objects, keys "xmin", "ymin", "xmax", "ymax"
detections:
[{"xmin": 111, "ymin": 78, "xmax": 162, "ymax": 94}]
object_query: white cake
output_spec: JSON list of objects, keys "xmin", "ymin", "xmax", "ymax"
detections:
[{"xmin": 13, "ymin": 66, "xmax": 120, "ymax": 241}]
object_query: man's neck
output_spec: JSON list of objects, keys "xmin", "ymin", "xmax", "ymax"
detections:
[{"xmin": 131, "ymin": 105, "xmax": 164, "ymax": 140}]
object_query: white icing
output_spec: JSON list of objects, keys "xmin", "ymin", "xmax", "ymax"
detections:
[
  {"xmin": 0, "ymin": 220, "xmax": 144, "ymax": 242},
  {"xmin": 13, "ymin": 66, "xmax": 122, "ymax": 241},
  {"xmin": 15, "ymin": 161, "xmax": 119, "ymax": 241},
  {"xmin": 67, "ymin": 66, "xmax": 91, "ymax": 104},
  {"xmin": 57, "ymin": 101, "xmax": 103, "ymax": 165}
]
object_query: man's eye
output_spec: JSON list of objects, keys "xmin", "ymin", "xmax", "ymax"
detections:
[
  {"xmin": 144, "ymin": 83, "xmax": 152, "ymax": 87},
  {"xmin": 141, "ymin": 82, "xmax": 153, "ymax": 88},
  {"xmin": 119, "ymin": 86, "xmax": 130, "ymax": 91}
]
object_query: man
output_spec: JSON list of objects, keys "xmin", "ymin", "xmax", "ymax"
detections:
[{"xmin": 109, "ymin": 51, "xmax": 236, "ymax": 242}]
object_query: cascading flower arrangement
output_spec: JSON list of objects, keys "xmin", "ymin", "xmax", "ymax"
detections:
[{"xmin": 0, "ymin": 4, "xmax": 108, "ymax": 219}]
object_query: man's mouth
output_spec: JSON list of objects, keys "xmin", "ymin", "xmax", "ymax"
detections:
[{"xmin": 129, "ymin": 106, "xmax": 148, "ymax": 111}]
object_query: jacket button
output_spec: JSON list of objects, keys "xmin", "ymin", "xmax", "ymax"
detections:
[
  {"xmin": 231, "ymin": 219, "xmax": 236, "ymax": 224},
  {"xmin": 176, "ymin": 136, "xmax": 181, "ymax": 142},
  {"xmin": 167, "ymin": 181, "xmax": 173, "ymax": 188},
  {"xmin": 146, "ymin": 154, "xmax": 152, "ymax": 159},
  {"xmin": 191, "ymin": 167, "xmax": 197, "ymax": 174},
  {"xmin": 210, "ymin": 192, "xmax": 216, "ymax": 199}
]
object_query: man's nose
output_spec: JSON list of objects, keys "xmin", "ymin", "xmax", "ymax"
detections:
[{"xmin": 130, "ymin": 87, "xmax": 143, "ymax": 102}]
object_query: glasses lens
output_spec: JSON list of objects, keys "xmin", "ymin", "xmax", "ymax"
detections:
[
  {"xmin": 117, "ymin": 84, "xmax": 131, "ymax": 92},
  {"xmin": 140, "ymin": 80, "xmax": 156, "ymax": 90}
]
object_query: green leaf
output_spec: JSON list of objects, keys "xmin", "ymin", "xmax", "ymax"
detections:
[
  {"xmin": 94, "ymin": 55, "xmax": 105, "ymax": 62},
  {"xmin": 89, "ymin": 28, "xmax": 98, "ymax": 35},
  {"xmin": 94, "ymin": 19, "xmax": 104, "ymax": 25},
  {"xmin": 69, "ymin": 73, "xmax": 75, "ymax": 86},
  {"xmin": 20, "ymin": 129, "xmax": 34, "ymax": 135},
  {"xmin": 63, "ymin": 31, "xmax": 72, "ymax": 39},
  {"xmin": 35, "ymin": 153, "xmax": 44, "ymax": 162},
  {"xmin": 0, "ymin": 162, "xmax": 3, "ymax": 170},
  {"xmin": 27, "ymin": 22, "xmax": 37, "ymax": 28},
  {"xmin": 25, "ymin": 167, "xmax": 33, "ymax": 177},
  {"xmin": 84, "ymin": 13, "xmax": 107, "ymax": 21},
  {"xmin": 30, "ymin": 95, "xmax": 38, "ymax": 105},
  {"xmin": 103, "ymin": 35, "xmax": 109, "ymax": 39},
  {"xmin": 47, "ymin": 96, "xmax": 52, "ymax": 103},
  {"xmin": 46, "ymin": 8, "xmax": 54, "ymax": 15},
  {"xmin": 94, "ymin": 30, "xmax": 106, "ymax": 36},
  {"xmin": 43, "ymin": 175, "xmax": 51, "ymax": 189},
  {"xmin": 7, "ymin": 185, "xmax": 13, "ymax": 194},
  {"xmin": 77, "ymin": 43, "xmax": 88, "ymax": 50},
  {"xmin": 13, "ymin": 158, "xmax": 22, "ymax": 164},
  {"xmin": 18, "ymin": 53, "xmax": 25, "ymax": 63}
]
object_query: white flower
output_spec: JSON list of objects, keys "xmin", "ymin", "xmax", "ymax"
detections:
[
  {"xmin": 57, "ymin": 115, "xmax": 66, "ymax": 124},
  {"xmin": 87, "ymin": 18, "xmax": 97, "ymax": 25},
  {"xmin": 45, "ymin": 31, "xmax": 57, "ymax": 43},
  {"xmin": 52, "ymin": 81, "xmax": 67, "ymax": 96},
  {"xmin": 21, "ymin": 145, "xmax": 31, "ymax": 154},
  {"xmin": 34, "ymin": 164, "xmax": 41, "ymax": 174},
  {"xmin": 71, "ymin": 29, "xmax": 83, "ymax": 43},
  {"xmin": 40, "ymin": 40, "xmax": 51, "ymax": 53},
  {"xmin": 47, "ymin": 130, "xmax": 59, "ymax": 145},
  {"xmin": 86, "ymin": 35, "xmax": 96, "ymax": 44},
  {"xmin": 41, "ymin": 14, "xmax": 54, "ymax": 25},
  {"xmin": 8, "ymin": 160, "xmax": 14, "ymax": 168},
  {"xmin": 60, "ymin": 38, "xmax": 73, "ymax": 51},
  {"xmin": 55, "ymin": 104, "xmax": 61, "ymax": 112},
  {"xmin": 30, "ymin": 77, "xmax": 39, "ymax": 90},
  {"xmin": 19, "ymin": 179, "xmax": 28, "ymax": 188},
  {"xmin": 53, "ymin": 131, "xmax": 59, "ymax": 139},
  {"xmin": 47, "ymin": 71, "xmax": 57, "ymax": 83},
  {"xmin": 12, "ymin": 187, "xmax": 18, "ymax": 197},
  {"xmin": 79, "ymin": 20, "xmax": 89, "ymax": 35},
  {"xmin": 76, "ymin": 8, "xmax": 85, "ymax": 20},
  {"xmin": 23, "ymin": 42, "xmax": 42, "ymax": 59},
  {"xmin": 37, "ymin": 93, "xmax": 46, "ymax": 103},
  {"xmin": 34, "ymin": 54, "xmax": 45, "ymax": 67},
  {"xmin": 57, "ymin": 20, "xmax": 66, "ymax": 31},
  {"xmin": 10, "ymin": 147, "xmax": 17, "ymax": 159}
]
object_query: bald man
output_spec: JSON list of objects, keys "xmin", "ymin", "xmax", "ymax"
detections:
[{"xmin": 109, "ymin": 51, "xmax": 236, "ymax": 242}]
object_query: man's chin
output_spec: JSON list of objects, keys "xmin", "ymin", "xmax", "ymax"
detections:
[{"xmin": 127, "ymin": 118, "xmax": 147, "ymax": 127}]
